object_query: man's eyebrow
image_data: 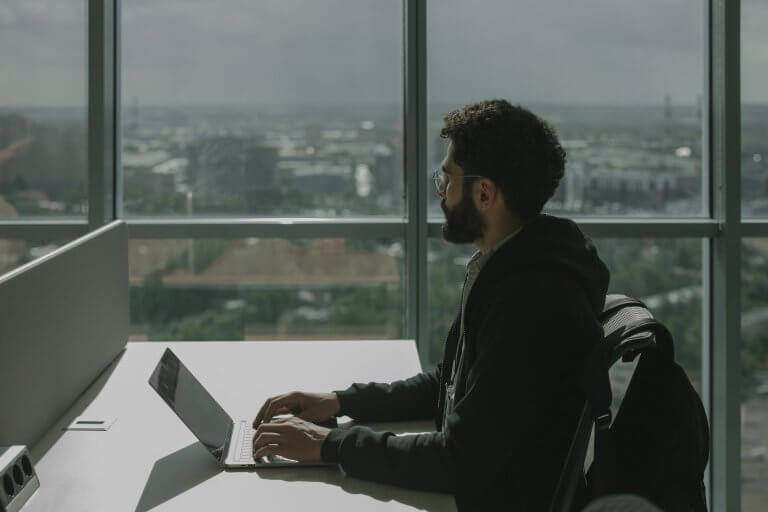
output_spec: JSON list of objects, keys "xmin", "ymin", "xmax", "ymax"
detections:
[{"xmin": 441, "ymin": 165, "xmax": 452, "ymax": 175}]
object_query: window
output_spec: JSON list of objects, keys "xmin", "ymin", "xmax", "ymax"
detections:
[
  {"xmin": 0, "ymin": 239, "xmax": 62, "ymax": 275},
  {"xmin": 742, "ymin": 0, "xmax": 768, "ymax": 218},
  {"xmin": 121, "ymin": 0, "xmax": 403, "ymax": 217},
  {"xmin": 742, "ymin": 239, "xmax": 768, "ymax": 509},
  {"xmin": 426, "ymin": 239, "xmax": 473, "ymax": 366},
  {"xmin": 593, "ymin": 239, "xmax": 702, "ymax": 389},
  {"xmin": 742, "ymin": 2, "xmax": 768, "ymax": 506},
  {"xmin": 129, "ymin": 238, "xmax": 404, "ymax": 341},
  {"xmin": 0, "ymin": 1, "xmax": 88, "ymax": 218},
  {"xmin": 427, "ymin": 0, "xmax": 705, "ymax": 218}
]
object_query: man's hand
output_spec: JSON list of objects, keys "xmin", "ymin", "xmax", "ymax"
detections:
[
  {"xmin": 253, "ymin": 391, "xmax": 340, "ymax": 428},
  {"xmin": 252, "ymin": 416, "xmax": 330, "ymax": 463}
]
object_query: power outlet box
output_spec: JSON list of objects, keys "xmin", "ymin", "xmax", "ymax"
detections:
[{"xmin": 0, "ymin": 446, "xmax": 39, "ymax": 512}]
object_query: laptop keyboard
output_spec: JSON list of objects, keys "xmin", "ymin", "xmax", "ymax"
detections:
[
  {"xmin": 237, "ymin": 421, "xmax": 283, "ymax": 463},
  {"xmin": 240, "ymin": 423, "xmax": 254, "ymax": 460},
  {"xmin": 238, "ymin": 421, "xmax": 280, "ymax": 464}
]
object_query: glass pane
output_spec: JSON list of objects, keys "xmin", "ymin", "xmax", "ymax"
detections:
[
  {"xmin": 426, "ymin": 240, "xmax": 475, "ymax": 366},
  {"xmin": 428, "ymin": 0, "xmax": 705, "ymax": 218},
  {"xmin": 0, "ymin": 1, "xmax": 87, "ymax": 218},
  {"xmin": 122, "ymin": 0, "xmax": 403, "ymax": 217},
  {"xmin": 0, "ymin": 240, "xmax": 62, "ymax": 275},
  {"xmin": 129, "ymin": 238, "xmax": 404, "ymax": 341},
  {"xmin": 427, "ymin": 238, "xmax": 703, "ymax": 392},
  {"xmin": 593, "ymin": 239, "xmax": 703, "ymax": 390},
  {"xmin": 742, "ymin": 1, "xmax": 768, "ymax": 218},
  {"xmin": 742, "ymin": 239, "xmax": 768, "ymax": 510}
]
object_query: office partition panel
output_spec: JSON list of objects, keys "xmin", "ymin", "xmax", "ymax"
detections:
[{"xmin": 0, "ymin": 221, "xmax": 128, "ymax": 448}]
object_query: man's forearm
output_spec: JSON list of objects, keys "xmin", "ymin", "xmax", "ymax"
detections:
[
  {"xmin": 321, "ymin": 425, "xmax": 457, "ymax": 493},
  {"xmin": 334, "ymin": 367, "xmax": 441, "ymax": 422}
]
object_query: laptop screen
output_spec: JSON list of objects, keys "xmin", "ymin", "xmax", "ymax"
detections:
[{"xmin": 149, "ymin": 348, "xmax": 233, "ymax": 461}]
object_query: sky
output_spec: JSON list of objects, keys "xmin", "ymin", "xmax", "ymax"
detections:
[{"xmin": 0, "ymin": 0, "xmax": 766, "ymax": 108}]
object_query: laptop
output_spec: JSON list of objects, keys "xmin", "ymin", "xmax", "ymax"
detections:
[{"xmin": 148, "ymin": 347, "xmax": 336, "ymax": 469}]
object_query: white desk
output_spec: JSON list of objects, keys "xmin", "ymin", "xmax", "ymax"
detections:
[{"xmin": 24, "ymin": 341, "xmax": 456, "ymax": 512}]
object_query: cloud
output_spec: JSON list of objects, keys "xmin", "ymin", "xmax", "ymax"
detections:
[
  {"xmin": 743, "ymin": 0, "xmax": 768, "ymax": 102},
  {"xmin": 0, "ymin": 1, "xmax": 85, "ymax": 106},
  {"xmin": 121, "ymin": 0, "xmax": 401, "ymax": 105},
  {"xmin": 0, "ymin": 4, "xmax": 17, "ymax": 26},
  {"xmin": 1, "ymin": 0, "xmax": 766, "ymax": 107},
  {"xmin": 0, "ymin": 0, "xmax": 82, "ymax": 28},
  {"xmin": 428, "ymin": 0, "xmax": 706, "ymax": 105}
]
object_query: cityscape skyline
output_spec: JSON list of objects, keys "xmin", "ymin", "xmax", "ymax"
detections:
[{"xmin": 0, "ymin": 101, "xmax": 720, "ymax": 218}]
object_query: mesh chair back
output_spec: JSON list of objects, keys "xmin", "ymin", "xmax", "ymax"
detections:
[{"xmin": 549, "ymin": 295, "xmax": 660, "ymax": 512}]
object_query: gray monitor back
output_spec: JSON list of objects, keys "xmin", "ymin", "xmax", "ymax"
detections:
[{"xmin": 0, "ymin": 221, "xmax": 128, "ymax": 447}]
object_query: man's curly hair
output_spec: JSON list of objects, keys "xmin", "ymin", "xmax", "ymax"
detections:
[{"xmin": 440, "ymin": 99, "xmax": 566, "ymax": 221}]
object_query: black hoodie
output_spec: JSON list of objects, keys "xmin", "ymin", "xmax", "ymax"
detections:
[{"xmin": 321, "ymin": 214, "xmax": 610, "ymax": 510}]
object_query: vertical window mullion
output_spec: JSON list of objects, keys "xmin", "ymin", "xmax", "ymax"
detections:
[
  {"xmin": 87, "ymin": 0, "xmax": 117, "ymax": 229},
  {"xmin": 114, "ymin": 0, "xmax": 122, "ymax": 219},
  {"xmin": 709, "ymin": 0, "xmax": 742, "ymax": 510},
  {"xmin": 404, "ymin": 0, "xmax": 429, "ymax": 366}
]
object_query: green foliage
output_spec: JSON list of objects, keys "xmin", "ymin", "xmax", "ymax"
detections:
[
  {"xmin": 191, "ymin": 240, "xmax": 229, "ymax": 273},
  {"xmin": 594, "ymin": 239, "xmax": 700, "ymax": 297},
  {"xmin": 127, "ymin": 234, "xmax": 768, "ymax": 397},
  {"xmin": 328, "ymin": 284, "xmax": 402, "ymax": 327},
  {"xmin": 427, "ymin": 241, "xmax": 475, "ymax": 366},
  {"xmin": 742, "ymin": 241, "xmax": 768, "ymax": 395},
  {"xmin": 653, "ymin": 296, "xmax": 702, "ymax": 384},
  {"xmin": 149, "ymin": 308, "xmax": 244, "ymax": 341}
]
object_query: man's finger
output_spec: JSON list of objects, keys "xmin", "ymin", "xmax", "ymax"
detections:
[
  {"xmin": 253, "ymin": 403, "xmax": 267, "ymax": 427},
  {"xmin": 262, "ymin": 396, "xmax": 292, "ymax": 424},
  {"xmin": 262, "ymin": 397, "xmax": 279, "ymax": 423},
  {"xmin": 255, "ymin": 396, "xmax": 286, "ymax": 427},
  {"xmin": 252, "ymin": 432, "xmax": 281, "ymax": 451},
  {"xmin": 253, "ymin": 396, "xmax": 280, "ymax": 427},
  {"xmin": 254, "ymin": 422, "xmax": 295, "ymax": 439},
  {"xmin": 253, "ymin": 444, "xmax": 282, "ymax": 460}
]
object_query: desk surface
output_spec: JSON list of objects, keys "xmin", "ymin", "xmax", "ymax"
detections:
[{"xmin": 24, "ymin": 340, "xmax": 455, "ymax": 512}]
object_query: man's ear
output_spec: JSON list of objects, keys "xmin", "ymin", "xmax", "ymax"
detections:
[{"xmin": 478, "ymin": 180, "xmax": 494, "ymax": 208}]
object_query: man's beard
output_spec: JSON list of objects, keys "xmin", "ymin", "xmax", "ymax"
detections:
[{"xmin": 440, "ymin": 190, "xmax": 485, "ymax": 244}]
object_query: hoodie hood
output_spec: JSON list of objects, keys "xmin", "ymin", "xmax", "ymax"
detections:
[{"xmin": 476, "ymin": 214, "xmax": 610, "ymax": 316}]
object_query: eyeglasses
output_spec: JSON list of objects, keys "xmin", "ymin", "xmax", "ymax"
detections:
[{"xmin": 432, "ymin": 168, "xmax": 484, "ymax": 196}]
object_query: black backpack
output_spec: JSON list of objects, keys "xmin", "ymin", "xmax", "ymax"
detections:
[{"xmin": 584, "ymin": 295, "xmax": 710, "ymax": 511}]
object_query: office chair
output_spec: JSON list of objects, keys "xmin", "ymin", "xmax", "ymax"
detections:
[{"xmin": 549, "ymin": 294, "xmax": 664, "ymax": 512}]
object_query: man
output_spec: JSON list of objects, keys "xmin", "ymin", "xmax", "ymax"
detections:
[{"xmin": 252, "ymin": 100, "xmax": 609, "ymax": 509}]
